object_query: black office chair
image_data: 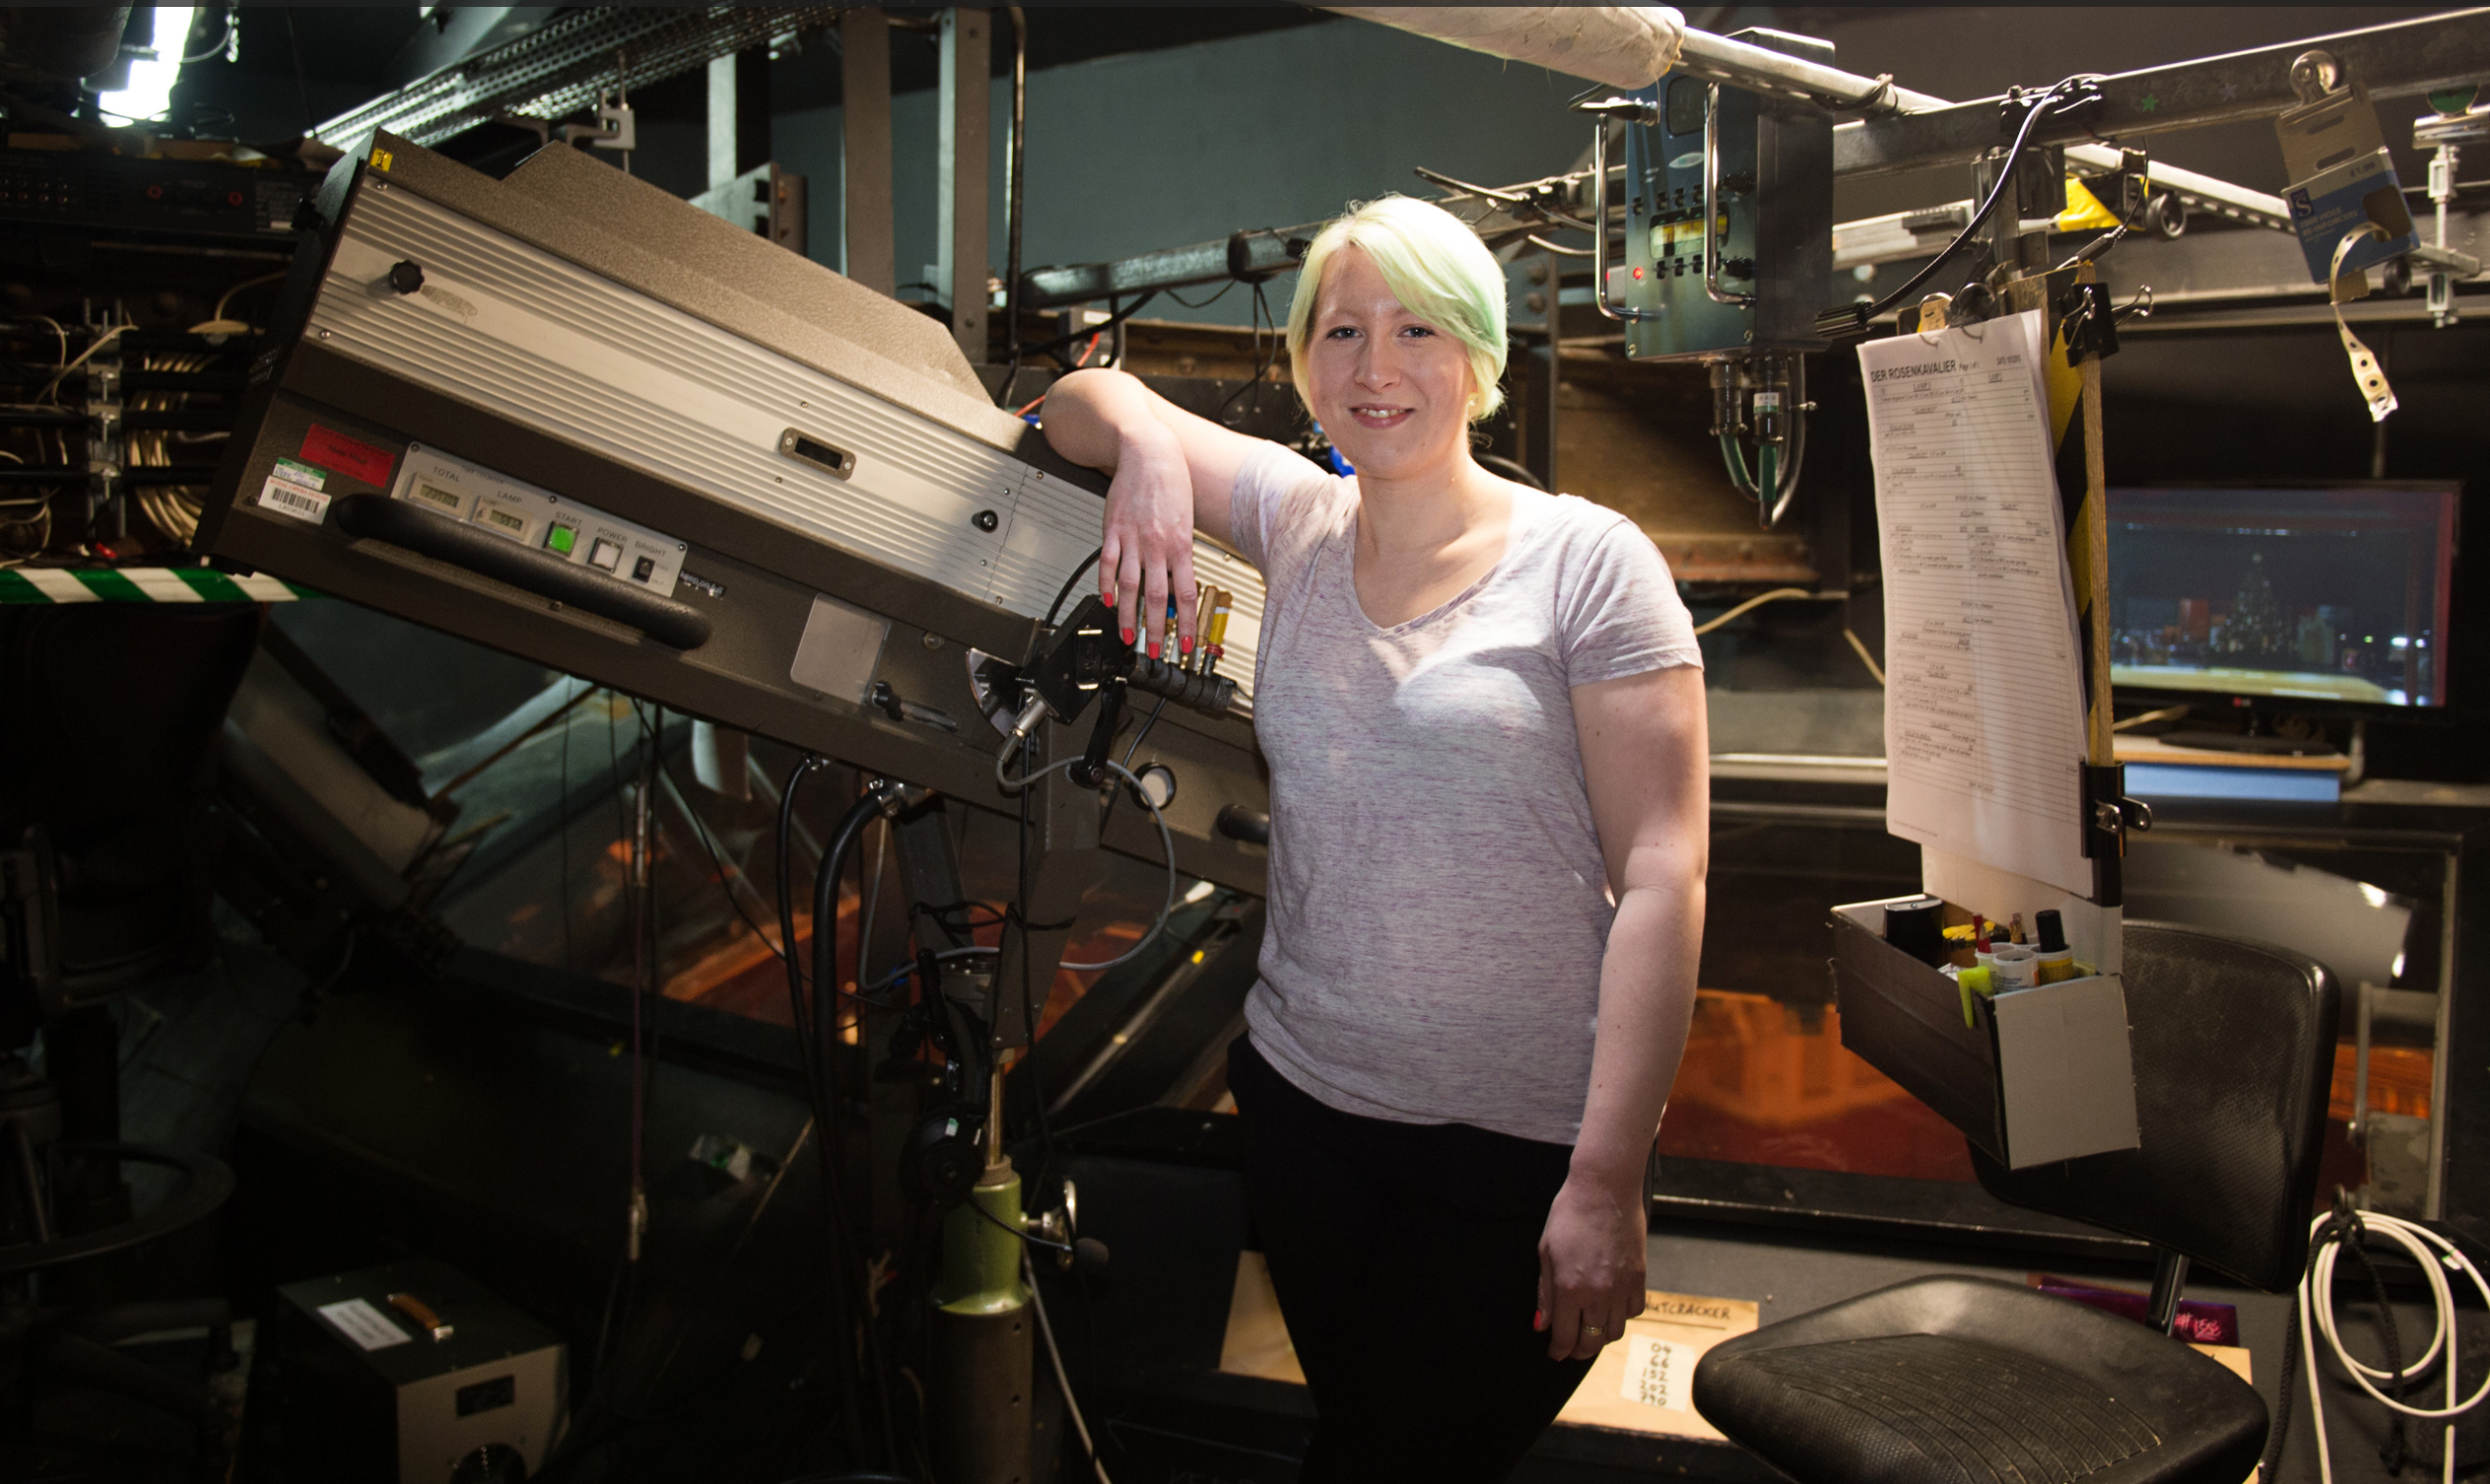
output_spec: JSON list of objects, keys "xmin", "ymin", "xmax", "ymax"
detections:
[{"xmin": 1693, "ymin": 921, "xmax": 2339, "ymax": 1484}]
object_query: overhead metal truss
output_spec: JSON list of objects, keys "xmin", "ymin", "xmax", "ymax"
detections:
[
  {"xmin": 1020, "ymin": 9, "xmax": 2489, "ymax": 318},
  {"xmin": 1832, "ymin": 10, "xmax": 2490, "ymax": 178},
  {"xmin": 315, "ymin": 6, "xmax": 843, "ymax": 149}
]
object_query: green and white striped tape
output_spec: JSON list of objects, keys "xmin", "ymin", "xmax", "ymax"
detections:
[{"xmin": 0, "ymin": 567, "xmax": 316, "ymax": 604}]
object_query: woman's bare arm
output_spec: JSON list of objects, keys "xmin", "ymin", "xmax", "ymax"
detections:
[
  {"xmin": 1042, "ymin": 368, "xmax": 1265, "ymax": 658},
  {"xmin": 1537, "ymin": 663, "xmax": 1709, "ymax": 1360}
]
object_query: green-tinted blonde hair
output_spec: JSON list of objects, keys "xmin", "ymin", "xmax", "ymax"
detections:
[{"xmin": 1285, "ymin": 195, "xmax": 1509, "ymax": 423}]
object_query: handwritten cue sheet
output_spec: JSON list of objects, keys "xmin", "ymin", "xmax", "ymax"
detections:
[{"xmin": 1859, "ymin": 309, "xmax": 2091, "ymax": 897}]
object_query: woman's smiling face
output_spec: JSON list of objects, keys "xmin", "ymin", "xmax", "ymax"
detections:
[{"xmin": 1303, "ymin": 245, "xmax": 1477, "ymax": 480}]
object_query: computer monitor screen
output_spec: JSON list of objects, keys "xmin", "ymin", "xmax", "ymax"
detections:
[{"xmin": 2107, "ymin": 483, "xmax": 2459, "ymax": 709}]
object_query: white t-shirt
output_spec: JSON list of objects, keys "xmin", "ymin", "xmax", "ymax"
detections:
[{"xmin": 1227, "ymin": 441, "xmax": 1704, "ymax": 1145}]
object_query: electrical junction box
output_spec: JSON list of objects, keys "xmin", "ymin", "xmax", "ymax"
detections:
[
  {"xmin": 275, "ymin": 1258, "xmax": 568, "ymax": 1483},
  {"xmin": 1616, "ymin": 29, "xmax": 1834, "ymax": 362}
]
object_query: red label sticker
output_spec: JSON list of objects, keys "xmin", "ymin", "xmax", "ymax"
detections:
[{"xmin": 300, "ymin": 425, "xmax": 396, "ymax": 487}]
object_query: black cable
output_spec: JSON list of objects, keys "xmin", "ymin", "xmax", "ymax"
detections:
[
  {"xmin": 1835, "ymin": 76, "xmax": 2094, "ymax": 335},
  {"xmin": 281, "ymin": 10, "xmax": 314, "ymax": 136},
  {"xmin": 771, "ymin": 755, "xmax": 862, "ymax": 1464},
  {"xmin": 1012, "ymin": 733, "xmax": 1065, "ymax": 1201},
  {"xmin": 2257, "ymin": 1208, "xmax": 2422, "ymax": 1481},
  {"xmin": 810, "ymin": 789, "xmax": 904, "ymax": 1473},
  {"xmin": 1214, "ymin": 280, "xmax": 1280, "ymax": 425},
  {"xmin": 558, "ymin": 678, "xmax": 578, "ymax": 974},
  {"xmin": 1046, "ymin": 548, "xmax": 1102, "ymax": 627},
  {"xmin": 1165, "ymin": 278, "xmax": 1237, "ymax": 311},
  {"xmin": 1021, "ymin": 290, "xmax": 1159, "ymax": 360},
  {"xmin": 775, "ymin": 755, "xmax": 819, "ymax": 1010},
  {"xmin": 2341, "ymin": 1221, "xmax": 2413, "ymax": 1474},
  {"xmin": 661, "ymin": 742, "xmax": 786, "ymax": 956},
  {"xmin": 1121, "ymin": 691, "xmax": 1172, "ymax": 770},
  {"xmin": 911, "ymin": 898, "xmax": 1007, "ymax": 932},
  {"xmin": 964, "ymin": 1189, "xmax": 1070, "ymax": 1252},
  {"xmin": 1095, "ymin": 690, "xmax": 1175, "ymax": 839}
]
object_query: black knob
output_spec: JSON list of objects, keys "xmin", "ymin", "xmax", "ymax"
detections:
[
  {"xmin": 386, "ymin": 260, "xmax": 425, "ymax": 295},
  {"xmin": 1215, "ymin": 804, "xmax": 1271, "ymax": 846},
  {"xmin": 973, "ymin": 508, "xmax": 999, "ymax": 532}
]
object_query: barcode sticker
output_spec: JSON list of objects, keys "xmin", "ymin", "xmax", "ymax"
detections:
[
  {"xmin": 317, "ymin": 1297, "xmax": 411, "ymax": 1352},
  {"xmin": 1619, "ymin": 1334, "xmax": 1693, "ymax": 1411},
  {"xmin": 258, "ymin": 477, "xmax": 331, "ymax": 524}
]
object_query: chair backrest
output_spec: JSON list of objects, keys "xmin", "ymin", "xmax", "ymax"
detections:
[{"xmin": 1974, "ymin": 920, "xmax": 2338, "ymax": 1292}]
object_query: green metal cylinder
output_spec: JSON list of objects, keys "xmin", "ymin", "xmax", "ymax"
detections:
[
  {"xmin": 929, "ymin": 1163, "xmax": 1034, "ymax": 1484},
  {"xmin": 933, "ymin": 1166, "xmax": 1031, "ymax": 1312}
]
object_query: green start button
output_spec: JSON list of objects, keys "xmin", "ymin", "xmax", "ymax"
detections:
[{"xmin": 544, "ymin": 523, "xmax": 577, "ymax": 555}]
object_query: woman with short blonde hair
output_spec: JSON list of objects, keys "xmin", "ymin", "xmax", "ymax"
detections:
[{"xmin": 1045, "ymin": 194, "xmax": 1709, "ymax": 1481}]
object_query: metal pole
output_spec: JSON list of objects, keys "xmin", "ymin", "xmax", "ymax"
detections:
[
  {"xmin": 939, "ymin": 7, "xmax": 992, "ymax": 364},
  {"xmin": 1003, "ymin": 7, "xmax": 1028, "ymax": 385},
  {"xmin": 1542, "ymin": 244, "xmax": 1561, "ymax": 494},
  {"xmin": 840, "ymin": 8, "xmax": 894, "ymax": 295}
]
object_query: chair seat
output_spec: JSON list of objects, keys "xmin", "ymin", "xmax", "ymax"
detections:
[{"xmin": 1691, "ymin": 1276, "xmax": 2266, "ymax": 1484}]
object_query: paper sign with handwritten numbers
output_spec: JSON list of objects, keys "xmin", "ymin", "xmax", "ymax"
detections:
[
  {"xmin": 1620, "ymin": 1333, "xmax": 1694, "ymax": 1411},
  {"xmin": 1556, "ymin": 1289, "xmax": 1759, "ymax": 1440}
]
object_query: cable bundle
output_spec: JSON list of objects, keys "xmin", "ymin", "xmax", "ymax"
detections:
[{"xmin": 2264, "ymin": 1208, "xmax": 2490, "ymax": 1484}]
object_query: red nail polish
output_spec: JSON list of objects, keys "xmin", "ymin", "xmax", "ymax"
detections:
[
  {"xmin": 1533, "ymin": 1308, "xmax": 1545, "ymax": 1330},
  {"xmin": 1180, "ymin": 635, "xmax": 1196, "ymax": 656},
  {"xmin": 1121, "ymin": 627, "xmax": 1134, "ymax": 645},
  {"xmin": 1147, "ymin": 641, "xmax": 1161, "ymax": 660}
]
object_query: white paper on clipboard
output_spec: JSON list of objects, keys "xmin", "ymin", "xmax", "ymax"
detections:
[{"xmin": 1859, "ymin": 308, "xmax": 2090, "ymax": 898}]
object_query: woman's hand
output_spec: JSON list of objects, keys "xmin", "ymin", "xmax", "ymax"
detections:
[
  {"xmin": 1100, "ymin": 422, "xmax": 1200, "ymax": 660},
  {"xmin": 1535, "ymin": 1164, "xmax": 1647, "ymax": 1361},
  {"xmin": 1043, "ymin": 368, "xmax": 1259, "ymax": 658}
]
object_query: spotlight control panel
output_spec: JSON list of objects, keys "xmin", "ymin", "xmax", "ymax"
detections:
[{"xmin": 1615, "ymin": 28, "xmax": 1835, "ymax": 362}]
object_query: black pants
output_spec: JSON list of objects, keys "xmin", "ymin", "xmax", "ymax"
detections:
[{"xmin": 1228, "ymin": 1036, "xmax": 1606, "ymax": 1483}]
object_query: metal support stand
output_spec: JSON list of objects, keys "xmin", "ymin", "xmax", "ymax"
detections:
[
  {"xmin": 928, "ymin": 1071, "xmax": 1035, "ymax": 1484},
  {"xmin": 904, "ymin": 708, "xmax": 1103, "ymax": 1483}
]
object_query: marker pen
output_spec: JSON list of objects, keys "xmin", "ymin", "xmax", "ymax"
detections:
[{"xmin": 2034, "ymin": 909, "xmax": 2076, "ymax": 983}]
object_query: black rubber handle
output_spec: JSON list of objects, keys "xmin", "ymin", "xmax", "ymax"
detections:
[
  {"xmin": 1214, "ymin": 804, "xmax": 1270, "ymax": 846},
  {"xmin": 331, "ymin": 494, "xmax": 712, "ymax": 651}
]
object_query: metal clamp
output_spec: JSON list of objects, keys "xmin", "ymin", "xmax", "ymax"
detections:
[{"xmin": 2289, "ymin": 48, "xmax": 2343, "ymax": 107}]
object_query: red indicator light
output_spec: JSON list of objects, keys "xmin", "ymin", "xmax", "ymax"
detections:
[{"xmin": 1631, "ymin": 266, "xmax": 1644, "ymax": 279}]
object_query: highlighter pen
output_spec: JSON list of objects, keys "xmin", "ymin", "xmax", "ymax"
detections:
[{"xmin": 1958, "ymin": 966, "xmax": 1994, "ymax": 1027}]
